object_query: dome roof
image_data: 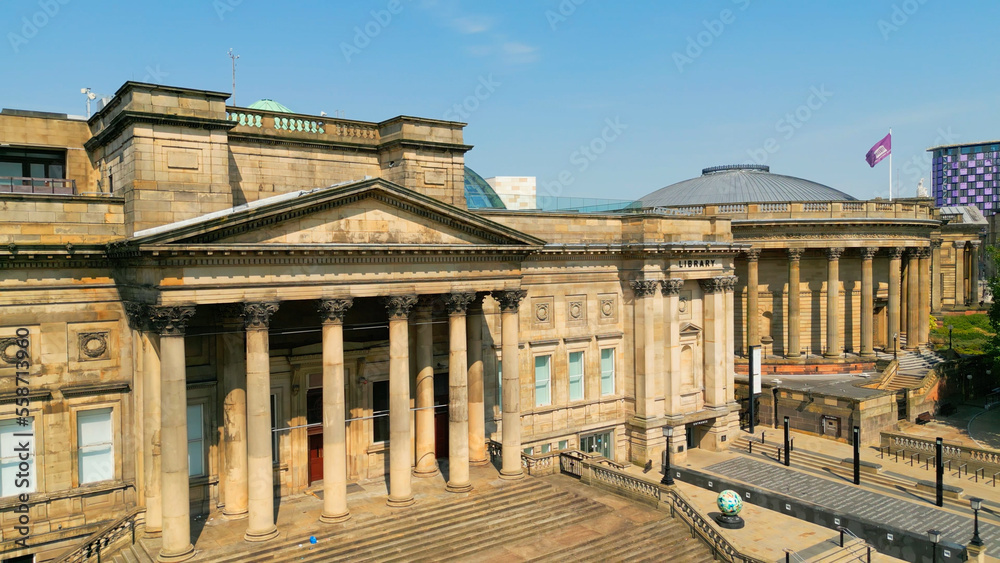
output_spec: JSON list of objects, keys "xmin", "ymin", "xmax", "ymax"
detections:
[
  {"xmin": 639, "ymin": 165, "xmax": 856, "ymax": 207},
  {"xmin": 464, "ymin": 166, "xmax": 506, "ymax": 210},
  {"xmin": 247, "ymin": 99, "xmax": 294, "ymax": 113}
]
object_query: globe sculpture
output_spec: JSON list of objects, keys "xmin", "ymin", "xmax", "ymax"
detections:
[{"xmin": 714, "ymin": 490, "xmax": 745, "ymax": 529}]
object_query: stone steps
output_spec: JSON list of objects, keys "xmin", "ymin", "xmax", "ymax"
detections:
[
  {"xmin": 111, "ymin": 542, "xmax": 154, "ymax": 563},
  {"xmin": 883, "ymin": 374, "xmax": 925, "ymax": 391},
  {"xmin": 529, "ymin": 516, "xmax": 713, "ymax": 563}
]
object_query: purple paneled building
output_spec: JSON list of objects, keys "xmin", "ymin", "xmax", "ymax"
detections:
[{"xmin": 929, "ymin": 140, "xmax": 1000, "ymax": 215}]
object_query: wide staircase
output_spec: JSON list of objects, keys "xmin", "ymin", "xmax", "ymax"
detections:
[{"xmin": 119, "ymin": 476, "xmax": 715, "ymax": 562}]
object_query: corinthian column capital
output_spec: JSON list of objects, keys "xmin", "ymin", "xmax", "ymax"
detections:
[
  {"xmin": 318, "ymin": 298, "xmax": 354, "ymax": 324},
  {"xmin": 242, "ymin": 302, "xmax": 279, "ymax": 330}
]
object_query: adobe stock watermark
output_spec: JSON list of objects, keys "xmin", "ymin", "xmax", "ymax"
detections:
[
  {"xmin": 878, "ymin": 0, "xmax": 930, "ymax": 41},
  {"xmin": 142, "ymin": 65, "xmax": 169, "ymax": 84},
  {"xmin": 7, "ymin": 0, "xmax": 71, "ymax": 54},
  {"xmin": 443, "ymin": 75, "xmax": 501, "ymax": 121},
  {"xmin": 341, "ymin": 0, "xmax": 410, "ymax": 64},
  {"xmin": 747, "ymin": 85, "xmax": 834, "ymax": 165},
  {"xmin": 673, "ymin": 0, "xmax": 751, "ymax": 73},
  {"xmin": 212, "ymin": 0, "xmax": 242, "ymax": 20},
  {"xmin": 546, "ymin": 0, "xmax": 588, "ymax": 31},
  {"xmin": 539, "ymin": 117, "xmax": 628, "ymax": 205}
]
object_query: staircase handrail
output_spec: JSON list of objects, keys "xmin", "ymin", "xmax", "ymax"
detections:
[
  {"xmin": 52, "ymin": 507, "xmax": 144, "ymax": 563},
  {"xmin": 782, "ymin": 548, "xmax": 807, "ymax": 562},
  {"xmin": 662, "ymin": 486, "xmax": 771, "ymax": 563}
]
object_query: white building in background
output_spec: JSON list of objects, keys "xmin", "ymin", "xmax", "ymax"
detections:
[{"xmin": 486, "ymin": 175, "xmax": 536, "ymax": 210}]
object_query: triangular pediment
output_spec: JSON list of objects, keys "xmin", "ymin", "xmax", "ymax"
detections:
[{"xmin": 126, "ymin": 178, "xmax": 545, "ymax": 248}]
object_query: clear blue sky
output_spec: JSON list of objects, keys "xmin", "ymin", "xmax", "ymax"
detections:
[{"xmin": 2, "ymin": 0, "xmax": 997, "ymax": 201}]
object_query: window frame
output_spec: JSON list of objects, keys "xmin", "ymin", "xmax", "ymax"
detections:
[
  {"xmin": 534, "ymin": 354, "xmax": 552, "ymax": 407},
  {"xmin": 186, "ymin": 403, "xmax": 206, "ymax": 478},
  {"xmin": 69, "ymin": 402, "xmax": 120, "ymax": 488},
  {"xmin": 567, "ymin": 349, "xmax": 585, "ymax": 402},
  {"xmin": 0, "ymin": 415, "xmax": 37, "ymax": 498},
  {"xmin": 76, "ymin": 407, "xmax": 115, "ymax": 486},
  {"xmin": 599, "ymin": 346, "xmax": 617, "ymax": 396}
]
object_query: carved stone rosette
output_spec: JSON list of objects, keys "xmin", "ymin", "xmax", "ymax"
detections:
[
  {"xmin": 744, "ymin": 248, "xmax": 761, "ymax": 262},
  {"xmin": 630, "ymin": 280, "xmax": 659, "ymax": 298},
  {"xmin": 383, "ymin": 295, "xmax": 418, "ymax": 320},
  {"xmin": 493, "ymin": 290, "xmax": 527, "ymax": 313},
  {"xmin": 860, "ymin": 247, "xmax": 879, "ymax": 260},
  {"xmin": 242, "ymin": 302, "xmax": 279, "ymax": 330},
  {"xmin": 787, "ymin": 248, "xmax": 803, "ymax": 262},
  {"xmin": 888, "ymin": 247, "xmax": 905, "ymax": 260},
  {"xmin": 123, "ymin": 301, "xmax": 148, "ymax": 331},
  {"xmin": 149, "ymin": 306, "xmax": 197, "ymax": 337},
  {"xmin": 318, "ymin": 298, "xmax": 354, "ymax": 324},
  {"xmin": 826, "ymin": 247, "xmax": 845, "ymax": 261},
  {"xmin": 660, "ymin": 279, "xmax": 684, "ymax": 296},
  {"xmin": 445, "ymin": 292, "xmax": 476, "ymax": 316}
]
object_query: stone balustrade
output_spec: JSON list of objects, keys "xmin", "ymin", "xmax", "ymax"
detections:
[
  {"xmin": 226, "ymin": 107, "xmax": 381, "ymax": 144},
  {"xmin": 651, "ymin": 200, "xmax": 934, "ymax": 221},
  {"xmin": 880, "ymin": 432, "xmax": 1000, "ymax": 473}
]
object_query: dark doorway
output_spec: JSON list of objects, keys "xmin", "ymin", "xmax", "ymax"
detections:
[
  {"xmin": 308, "ymin": 434, "xmax": 323, "ymax": 483},
  {"xmin": 306, "ymin": 387, "xmax": 323, "ymax": 484},
  {"xmin": 434, "ymin": 370, "xmax": 449, "ymax": 458},
  {"xmin": 686, "ymin": 425, "xmax": 696, "ymax": 450}
]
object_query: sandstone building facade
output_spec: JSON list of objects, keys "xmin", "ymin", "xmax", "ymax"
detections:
[{"xmin": 0, "ymin": 82, "xmax": 742, "ymax": 562}]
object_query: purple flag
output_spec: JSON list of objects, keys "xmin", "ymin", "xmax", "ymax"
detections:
[{"xmin": 865, "ymin": 133, "xmax": 891, "ymax": 167}]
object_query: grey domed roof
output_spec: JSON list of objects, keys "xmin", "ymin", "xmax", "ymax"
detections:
[{"xmin": 639, "ymin": 165, "xmax": 856, "ymax": 207}]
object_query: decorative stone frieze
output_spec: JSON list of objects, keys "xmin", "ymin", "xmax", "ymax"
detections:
[
  {"xmin": 242, "ymin": 302, "xmax": 279, "ymax": 330},
  {"xmin": 318, "ymin": 298, "xmax": 354, "ymax": 324},
  {"xmin": 382, "ymin": 295, "xmax": 418, "ymax": 320},
  {"xmin": 149, "ymin": 306, "xmax": 196, "ymax": 336}
]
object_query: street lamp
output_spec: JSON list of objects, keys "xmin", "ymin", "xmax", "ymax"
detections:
[
  {"xmin": 947, "ymin": 324, "xmax": 953, "ymax": 350},
  {"xmin": 661, "ymin": 426, "xmax": 674, "ymax": 486},
  {"xmin": 970, "ymin": 497, "xmax": 984, "ymax": 547},
  {"xmin": 927, "ymin": 529, "xmax": 941, "ymax": 563},
  {"xmin": 893, "ymin": 332, "xmax": 898, "ymax": 360},
  {"xmin": 967, "ymin": 373, "xmax": 974, "ymax": 400}
]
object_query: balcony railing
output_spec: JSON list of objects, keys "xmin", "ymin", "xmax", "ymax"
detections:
[{"xmin": 0, "ymin": 176, "xmax": 76, "ymax": 195}]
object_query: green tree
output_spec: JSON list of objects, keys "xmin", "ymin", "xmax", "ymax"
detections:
[{"xmin": 987, "ymin": 246, "xmax": 1000, "ymax": 378}]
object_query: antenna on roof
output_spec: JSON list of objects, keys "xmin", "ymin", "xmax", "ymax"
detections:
[
  {"xmin": 80, "ymin": 87, "xmax": 97, "ymax": 118},
  {"xmin": 228, "ymin": 49, "xmax": 240, "ymax": 106}
]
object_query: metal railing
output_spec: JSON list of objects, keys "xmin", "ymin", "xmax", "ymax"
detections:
[
  {"xmin": 52, "ymin": 508, "xmax": 143, "ymax": 563},
  {"xmin": 0, "ymin": 176, "xmax": 76, "ymax": 194},
  {"xmin": 663, "ymin": 486, "xmax": 771, "ymax": 563}
]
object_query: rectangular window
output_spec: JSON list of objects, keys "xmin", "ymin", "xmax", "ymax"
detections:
[
  {"xmin": 0, "ymin": 148, "xmax": 66, "ymax": 179},
  {"xmin": 0, "ymin": 417, "xmax": 34, "ymax": 496},
  {"xmin": 522, "ymin": 447, "xmax": 534, "ymax": 455},
  {"xmin": 600, "ymin": 348, "xmax": 615, "ymax": 396},
  {"xmin": 558, "ymin": 440, "xmax": 569, "ymax": 450},
  {"xmin": 78, "ymin": 408, "xmax": 113, "ymax": 484},
  {"xmin": 568, "ymin": 351, "xmax": 584, "ymax": 401},
  {"xmin": 534, "ymin": 355, "xmax": 551, "ymax": 406},
  {"xmin": 372, "ymin": 380, "xmax": 390, "ymax": 443},
  {"xmin": 187, "ymin": 404, "xmax": 205, "ymax": 477},
  {"xmin": 541, "ymin": 444, "xmax": 551, "ymax": 454}
]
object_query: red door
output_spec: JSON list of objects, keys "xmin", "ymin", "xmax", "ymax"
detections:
[{"xmin": 308, "ymin": 433, "xmax": 323, "ymax": 483}]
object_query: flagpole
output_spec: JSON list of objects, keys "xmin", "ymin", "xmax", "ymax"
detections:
[{"xmin": 888, "ymin": 128, "xmax": 892, "ymax": 201}]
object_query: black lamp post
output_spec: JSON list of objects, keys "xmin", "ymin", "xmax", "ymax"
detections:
[
  {"xmin": 947, "ymin": 324, "xmax": 953, "ymax": 350},
  {"xmin": 661, "ymin": 426, "xmax": 674, "ymax": 486},
  {"xmin": 893, "ymin": 333, "xmax": 898, "ymax": 360},
  {"xmin": 970, "ymin": 497, "xmax": 984, "ymax": 547},
  {"xmin": 783, "ymin": 416, "xmax": 790, "ymax": 467},
  {"xmin": 927, "ymin": 529, "xmax": 941, "ymax": 563},
  {"xmin": 967, "ymin": 373, "xmax": 973, "ymax": 400}
]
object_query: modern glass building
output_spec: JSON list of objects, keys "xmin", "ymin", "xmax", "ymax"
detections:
[{"xmin": 929, "ymin": 141, "xmax": 1000, "ymax": 215}]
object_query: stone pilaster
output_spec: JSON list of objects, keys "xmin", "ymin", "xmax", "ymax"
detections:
[
  {"xmin": 786, "ymin": 249, "xmax": 803, "ymax": 358},
  {"xmin": 445, "ymin": 292, "xmax": 475, "ymax": 493},
  {"xmin": 660, "ymin": 279, "xmax": 683, "ymax": 415},
  {"xmin": 824, "ymin": 247, "xmax": 844, "ymax": 358},
  {"xmin": 630, "ymin": 280, "xmax": 659, "ymax": 420},
  {"xmin": 888, "ymin": 248, "xmax": 903, "ymax": 353},
  {"xmin": 931, "ymin": 240, "xmax": 942, "ymax": 314},
  {"xmin": 906, "ymin": 250, "xmax": 920, "ymax": 349},
  {"xmin": 383, "ymin": 295, "xmax": 418, "ymax": 506},
  {"xmin": 745, "ymin": 248, "xmax": 761, "ymax": 351},
  {"xmin": 412, "ymin": 303, "xmax": 437, "ymax": 477},
  {"xmin": 243, "ymin": 302, "xmax": 280, "ymax": 542},
  {"xmin": 126, "ymin": 302, "xmax": 163, "ymax": 537},
  {"xmin": 955, "ymin": 241, "xmax": 966, "ymax": 307},
  {"xmin": 493, "ymin": 289, "xmax": 526, "ymax": 480},
  {"xmin": 318, "ymin": 298, "xmax": 353, "ymax": 523},
  {"xmin": 860, "ymin": 247, "xmax": 878, "ymax": 358},
  {"xmin": 698, "ymin": 277, "xmax": 727, "ymax": 409},
  {"xmin": 149, "ymin": 306, "xmax": 196, "ymax": 563},
  {"xmin": 220, "ymin": 305, "xmax": 248, "ymax": 520}
]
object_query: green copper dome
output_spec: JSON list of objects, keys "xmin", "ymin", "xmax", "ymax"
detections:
[{"xmin": 247, "ymin": 99, "xmax": 294, "ymax": 113}]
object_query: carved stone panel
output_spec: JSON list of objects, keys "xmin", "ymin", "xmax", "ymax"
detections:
[
  {"xmin": 598, "ymin": 293, "xmax": 618, "ymax": 324},
  {"xmin": 531, "ymin": 296, "xmax": 554, "ymax": 329},
  {"xmin": 566, "ymin": 295, "xmax": 587, "ymax": 326}
]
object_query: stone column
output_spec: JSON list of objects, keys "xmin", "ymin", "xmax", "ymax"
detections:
[
  {"xmin": 745, "ymin": 248, "xmax": 761, "ymax": 352},
  {"xmin": 630, "ymin": 280, "xmax": 659, "ymax": 419},
  {"xmin": 906, "ymin": 250, "xmax": 920, "ymax": 349},
  {"xmin": 125, "ymin": 303, "xmax": 163, "ymax": 537},
  {"xmin": 970, "ymin": 241, "xmax": 981, "ymax": 304},
  {"xmin": 384, "ymin": 295, "xmax": 417, "ymax": 506},
  {"xmin": 888, "ymin": 248, "xmax": 903, "ymax": 353},
  {"xmin": 220, "ymin": 306, "xmax": 248, "ymax": 519},
  {"xmin": 931, "ymin": 240, "xmax": 942, "ymax": 314},
  {"xmin": 467, "ymin": 299, "xmax": 487, "ymax": 466},
  {"xmin": 860, "ymin": 247, "xmax": 878, "ymax": 358},
  {"xmin": 660, "ymin": 280, "xmax": 683, "ymax": 415},
  {"xmin": 243, "ymin": 302, "xmax": 280, "ymax": 542},
  {"xmin": 698, "ymin": 277, "xmax": 727, "ymax": 408},
  {"xmin": 445, "ymin": 293, "xmax": 475, "ymax": 492},
  {"xmin": 412, "ymin": 303, "xmax": 437, "ymax": 477},
  {"xmin": 955, "ymin": 241, "xmax": 966, "ymax": 307},
  {"xmin": 494, "ymin": 290, "xmax": 526, "ymax": 480},
  {"xmin": 786, "ymin": 249, "xmax": 803, "ymax": 358},
  {"xmin": 150, "ymin": 306, "xmax": 196, "ymax": 563},
  {"xmin": 918, "ymin": 248, "xmax": 931, "ymax": 346},
  {"xmin": 318, "ymin": 298, "xmax": 353, "ymax": 523},
  {"xmin": 824, "ymin": 247, "xmax": 844, "ymax": 358}
]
